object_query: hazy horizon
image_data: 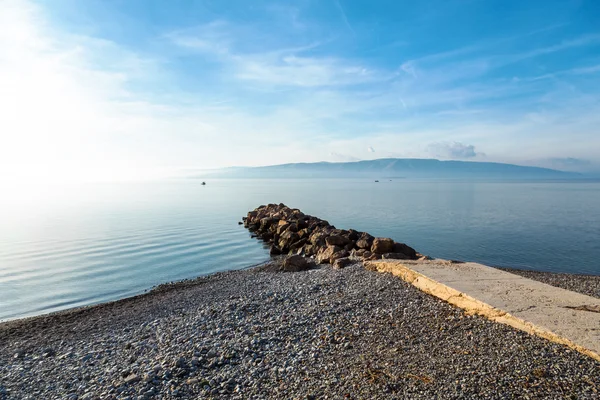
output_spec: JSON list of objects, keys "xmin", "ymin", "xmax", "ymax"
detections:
[
  {"xmin": 4, "ymin": 157, "xmax": 599, "ymax": 184},
  {"xmin": 2, "ymin": 0, "xmax": 600, "ymax": 183}
]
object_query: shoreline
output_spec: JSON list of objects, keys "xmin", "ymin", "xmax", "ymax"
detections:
[{"xmin": 1, "ymin": 261, "xmax": 598, "ymax": 328}]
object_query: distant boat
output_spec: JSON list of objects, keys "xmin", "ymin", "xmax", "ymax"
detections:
[
  {"xmin": 374, "ymin": 180, "xmax": 379, "ymax": 182},
  {"xmin": 201, "ymin": 182, "xmax": 206, "ymax": 185}
]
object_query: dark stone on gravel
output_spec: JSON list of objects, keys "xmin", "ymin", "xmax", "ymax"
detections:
[
  {"xmin": 282, "ymin": 255, "xmax": 311, "ymax": 272},
  {"xmin": 333, "ymin": 257, "xmax": 353, "ymax": 269}
]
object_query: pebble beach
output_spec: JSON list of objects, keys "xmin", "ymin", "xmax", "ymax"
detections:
[{"xmin": 1, "ymin": 261, "xmax": 598, "ymax": 399}]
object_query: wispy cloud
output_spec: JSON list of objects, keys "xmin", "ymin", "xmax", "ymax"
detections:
[
  {"xmin": 515, "ymin": 34, "xmax": 600, "ymax": 61},
  {"xmin": 168, "ymin": 22, "xmax": 382, "ymax": 87},
  {"xmin": 524, "ymin": 64, "xmax": 600, "ymax": 81},
  {"xmin": 333, "ymin": 0, "xmax": 355, "ymax": 35}
]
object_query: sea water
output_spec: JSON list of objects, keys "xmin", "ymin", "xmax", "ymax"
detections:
[{"xmin": 0, "ymin": 178, "xmax": 598, "ymax": 320}]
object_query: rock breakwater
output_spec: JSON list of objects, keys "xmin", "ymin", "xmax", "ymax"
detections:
[{"xmin": 243, "ymin": 204, "xmax": 425, "ymax": 268}]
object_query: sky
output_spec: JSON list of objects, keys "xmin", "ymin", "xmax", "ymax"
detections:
[{"xmin": 1, "ymin": 0, "xmax": 599, "ymax": 182}]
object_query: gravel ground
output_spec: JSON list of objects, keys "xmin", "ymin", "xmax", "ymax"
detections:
[
  {"xmin": 497, "ymin": 267, "xmax": 600, "ymax": 299},
  {"xmin": 1, "ymin": 263, "xmax": 598, "ymax": 399}
]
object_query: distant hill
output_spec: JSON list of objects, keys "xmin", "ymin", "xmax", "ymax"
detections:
[{"xmin": 196, "ymin": 158, "xmax": 581, "ymax": 179}]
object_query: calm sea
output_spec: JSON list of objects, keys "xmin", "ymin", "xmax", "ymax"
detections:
[{"xmin": 1, "ymin": 179, "xmax": 599, "ymax": 321}]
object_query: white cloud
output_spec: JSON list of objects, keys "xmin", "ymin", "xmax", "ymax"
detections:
[
  {"xmin": 427, "ymin": 142, "xmax": 479, "ymax": 159},
  {"xmin": 168, "ymin": 22, "xmax": 384, "ymax": 87}
]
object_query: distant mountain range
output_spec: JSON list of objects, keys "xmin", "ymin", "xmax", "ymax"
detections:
[{"xmin": 195, "ymin": 158, "xmax": 582, "ymax": 179}]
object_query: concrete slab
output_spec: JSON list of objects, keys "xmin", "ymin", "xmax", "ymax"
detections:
[{"xmin": 365, "ymin": 259, "xmax": 600, "ymax": 361}]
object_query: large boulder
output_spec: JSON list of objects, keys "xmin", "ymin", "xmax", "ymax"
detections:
[
  {"xmin": 371, "ymin": 237, "xmax": 394, "ymax": 254},
  {"xmin": 278, "ymin": 230, "xmax": 300, "ymax": 250},
  {"xmin": 309, "ymin": 230, "xmax": 329, "ymax": 246},
  {"xmin": 316, "ymin": 245, "xmax": 342, "ymax": 264},
  {"xmin": 289, "ymin": 238, "xmax": 308, "ymax": 251},
  {"xmin": 392, "ymin": 242, "xmax": 417, "ymax": 259},
  {"xmin": 301, "ymin": 244, "xmax": 317, "ymax": 256},
  {"xmin": 259, "ymin": 217, "xmax": 276, "ymax": 232},
  {"xmin": 297, "ymin": 219, "xmax": 309, "ymax": 230},
  {"xmin": 260, "ymin": 232, "xmax": 274, "ymax": 242},
  {"xmin": 281, "ymin": 255, "xmax": 311, "ymax": 272},
  {"xmin": 325, "ymin": 235, "xmax": 350, "ymax": 247},
  {"xmin": 297, "ymin": 228, "xmax": 310, "ymax": 239},
  {"xmin": 286, "ymin": 223, "xmax": 299, "ymax": 233},
  {"xmin": 276, "ymin": 222, "xmax": 290, "ymax": 235},
  {"xmin": 356, "ymin": 233, "xmax": 374, "ymax": 250},
  {"xmin": 333, "ymin": 257, "xmax": 353, "ymax": 269}
]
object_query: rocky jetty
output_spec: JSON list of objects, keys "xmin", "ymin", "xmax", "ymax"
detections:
[{"xmin": 243, "ymin": 204, "xmax": 424, "ymax": 269}]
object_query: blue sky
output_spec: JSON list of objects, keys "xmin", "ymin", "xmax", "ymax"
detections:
[{"xmin": 1, "ymin": 0, "xmax": 599, "ymax": 181}]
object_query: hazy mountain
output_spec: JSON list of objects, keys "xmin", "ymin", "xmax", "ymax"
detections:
[{"xmin": 196, "ymin": 158, "xmax": 581, "ymax": 179}]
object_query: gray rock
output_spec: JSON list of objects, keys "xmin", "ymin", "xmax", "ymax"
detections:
[{"xmin": 123, "ymin": 374, "xmax": 141, "ymax": 384}]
